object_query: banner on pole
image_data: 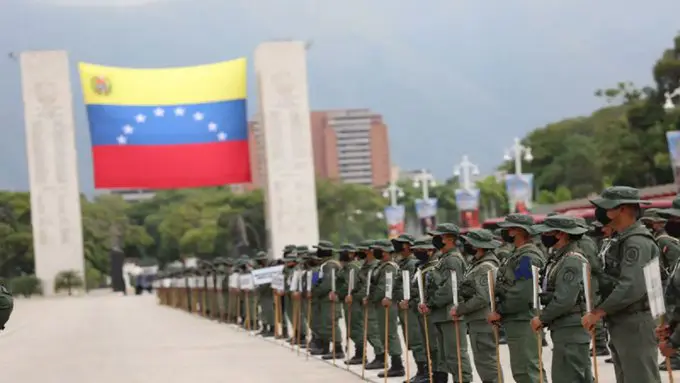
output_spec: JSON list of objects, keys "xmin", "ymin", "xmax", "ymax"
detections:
[
  {"xmin": 384, "ymin": 205, "xmax": 406, "ymax": 239},
  {"xmin": 667, "ymin": 131, "xmax": 680, "ymax": 193},
  {"xmin": 504, "ymin": 173, "xmax": 534, "ymax": 213},
  {"xmin": 415, "ymin": 198, "xmax": 438, "ymax": 234}
]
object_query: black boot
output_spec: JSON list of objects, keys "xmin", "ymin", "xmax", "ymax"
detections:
[
  {"xmin": 591, "ymin": 346, "xmax": 609, "ymax": 356},
  {"xmin": 322, "ymin": 342, "xmax": 345, "ymax": 360},
  {"xmin": 345, "ymin": 344, "xmax": 364, "ymax": 365},
  {"xmin": 377, "ymin": 355, "xmax": 405, "ymax": 377},
  {"xmin": 308, "ymin": 338, "xmax": 322, "ymax": 353},
  {"xmin": 434, "ymin": 371, "xmax": 448, "ymax": 383},
  {"xmin": 403, "ymin": 361, "xmax": 427, "ymax": 383},
  {"xmin": 365, "ymin": 353, "xmax": 386, "ymax": 370},
  {"xmin": 310, "ymin": 341, "xmax": 329, "ymax": 356}
]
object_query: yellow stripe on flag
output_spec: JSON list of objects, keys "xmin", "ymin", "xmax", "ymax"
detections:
[{"xmin": 78, "ymin": 58, "xmax": 247, "ymax": 106}]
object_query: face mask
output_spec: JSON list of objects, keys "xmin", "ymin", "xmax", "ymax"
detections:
[
  {"xmin": 595, "ymin": 207, "xmax": 611, "ymax": 225},
  {"xmin": 666, "ymin": 222, "xmax": 680, "ymax": 238},
  {"xmin": 501, "ymin": 230, "xmax": 514, "ymax": 243},
  {"xmin": 414, "ymin": 251, "xmax": 428, "ymax": 262},
  {"xmin": 432, "ymin": 236, "xmax": 445, "ymax": 250},
  {"xmin": 540, "ymin": 234, "xmax": 558, "ymax": 248},
  {"xmin": 339, "ymin": 251, "xmax": 351, "ymax": 262},
  {"xmin": 393, "ymin": 242, "xmax": 404, "ymax": 253},
  {"xmin": 373, "ymin": 249, "xmax": 384, "ymax": 259},
  {"xmin": 357, "ymin": 251, "xmax": 367, "ymax": 260},
  {"xmin": 463, "ymin": 244, "xmax": 477, "ymax": 256}
]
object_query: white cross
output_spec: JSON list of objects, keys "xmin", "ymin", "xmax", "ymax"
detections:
[
  {"xmin": 122, "ymin": 125, "xmax": 134, "ymax": 135},
  {"xmin": 208, "ymin": 122, "xmax": 218, "ymax": 132},
  {"xmin": 217, "ymin": 132, "xmax": 227, "ymax": 141},
  {"xmin": 135, "ymin": 114, "xmax": 146, "ymax": 123},
  {"xmin": 193, "ymin": 112, "xmax": 204, "ymax": 121},
  {"xmin": 153, "ymin": 107, "xmax": 165, "ymax": 117},
  {"xmin": 174, "ymin": 107, "xmax": 185, "ymax": 116},
  {"xmin": 117, "ymin": 135, "xmax": 127, "ymax": 145}
]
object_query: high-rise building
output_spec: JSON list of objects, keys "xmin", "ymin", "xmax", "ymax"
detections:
[{"xmin": 245, "ymin": 108, "xmax": 391, "ymax": 190}]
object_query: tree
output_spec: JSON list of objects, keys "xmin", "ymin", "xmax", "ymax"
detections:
[{"xmin": 54, "ymin": 270, "xmax": 84, "ymax": 295}]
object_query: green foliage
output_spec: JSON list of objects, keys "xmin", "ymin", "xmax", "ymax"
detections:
[
  {"xmin": 54, "ymin": 270, "xmax": 84, "ymax": 295},
  {"xmin": 509, "ymin": 33, "xmax": 680, "ymax": 198},
  {"xmin": 9, "ymin": 275, "xmax": 42, "ymax": 297}
]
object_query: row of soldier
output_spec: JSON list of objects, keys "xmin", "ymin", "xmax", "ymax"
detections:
[{"xmin": 155, "ymin": 186, "xmax": 680, "ymax": 383}]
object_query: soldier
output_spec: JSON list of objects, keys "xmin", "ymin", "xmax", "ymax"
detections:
[
  {"xmin": 336, "ymin": 244, "xmax": 363, "ymax": 363},
  {"xmin": 281, "ymin": 246, "xmax": 298, "ymax": 339},
  {"xmin": 642, "ymin": 208, "xmax": 680, "ymax": 282},
  {"xmin": 311, "ymin": 241, "xmax": 344, "ymax": 359},
  {"xmin": 451, "ymin": 228, "xmax": 503, "ymax": 383},
  {"xmin": 394, "ymin": 234, "xmax": 428, "ymax": 383},
  {"xmin": 420, "ymin": 223, "xmax": 473, "ymax": 383},
  {"xmin": 294, "ymin": 246, "xmax": 310, "ymax": 347},
  {"xmin": 0, "ymin": 280, "xmax": 13, "ymax": 331},
  {"xmin": 411, "ymin": 237, "xmax": 439, "ymax": 383},
  {"xmin": 531, "ymin": 215, "xmax": 593, "ymax": 383},
  {"xmin": 582, "ymin": 186, "xmax": 661, "ymax": 383},
  {"xmin": 369, "ymin": 239, "xmax": 405, "ymax": 378},
  {"xmin": 656, "ymin": 197, "xmax": 680, "ymax": 371},
  {"xmin": 354, "ymin": 240, "xmax": 386, "ymax": 368},
  {"xmin": 493, "ymin": 229, "xmax": 511, "ymax": 345},
  {"xmin": 488, "ymin": 214, "xmax": 546, "ymax": 383},
  {"xmin": 255, "ymin": 252, "xmax": 276, "ymax": 337}
]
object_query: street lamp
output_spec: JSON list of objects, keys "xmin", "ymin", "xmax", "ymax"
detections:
[
  {"xmin": 503, "ymin": 137, "xmax": 533, "ymax": 175},
  {"xmin": 664, "ymin": 86, "xmax": 680, "ymax": 111},
  {"xmin": 382, "ymin": 182, "xmax": 405, "ymax": 207},
  {"xmin": 413, "ymin": 169, "xmax": 436, "ymax": 200},
  {"xmin": 453, "ymin": 155, "xmax": 480, "ymax": 191}
]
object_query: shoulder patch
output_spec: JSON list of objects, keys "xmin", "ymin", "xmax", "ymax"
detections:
[
  {"xmin": 624, "ymin": 246, "xmax": 641, "ymax": 265},
  {"xmin": 562, "ymin": 266, "xmax": 577, "ymax": 284},
  {"xmin": 479, "ymin": 275, "xmax": 488, "ymax": 287}
]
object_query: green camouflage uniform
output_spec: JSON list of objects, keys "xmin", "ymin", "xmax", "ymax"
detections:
[
  {"xmin": 411, "ymin": 237, "xmax": 439, "ymax": 383},
  {"xmin": 311, "ymin": 241, "xmax": 343, "ymax": 357},
  {"xmin": 353, "ymin": 240, "xmax": 385, "ymax": 366},
  {"xmin": 0, "ymin": 283, "xmax": 13, "ymax": 331},
  {"xmin": 495, "ymin": 214, "xmax": 547, "ymax": 383},
  {"xmin": 336, "ymin": 244, "xmax": 363, "ymax": 361},
  {"xmin": 458, "ymin": 229, "xmax": 503, "ymax": 383},
  {"xmin": 534, "ymin": 216, "xmax": 593, "ymax": 383},
  {"xmin": 593, "ymin": 187, "xmax": 662, "ymax": 383}
]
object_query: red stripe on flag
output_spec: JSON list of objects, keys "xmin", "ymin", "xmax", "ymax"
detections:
[{"xmin": 92, "ymin": 141, "xmax": 252, "ymax": 189}]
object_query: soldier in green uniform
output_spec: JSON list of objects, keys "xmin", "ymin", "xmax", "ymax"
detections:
[
  {"xmin": 335, "ymin": 244, "xmax": 363, "ymax": 363},
  {"xmin": 452, "ymin": 229, "xmax": 503, "ymax": 383},
  {"xmin": 573, "ymin": 217, "xmax": 610, "ymax": 357},
  {"xmin": 531, "ymin": 215, "xmax": 593, "ymax": 383},
  {"xmin": 310, "ymin": 241, "xmax": 344, "ymax": 359},
  {"xmin": 369, "ymin": 239, "xmax": 405, "ymax": 378},
  {"xmin": 0, "ymin": 280, "xmax": 13, "ymax": 331},
  {"xmin": 281, "ymin": 246, "xmax": 297, "ymax": 339},
  {"xmin": 394, "ymin": 234, "xmax": 428, "ymax": 383},
  {"xmin": 293, "ymin": 246, "xmax": 310, "ymax": 346},
  {"xmin": 488, "ymin": 214, "xmax": 546, "ymax": 383},
  {"xmin": 217, "ymin": 259, "xmax": 233, "ymax": 322},
  {"xmin": 411, "ymin": 237, "xmax": 439, "ymax": 383},
  {"xmin": 353, "ymin": 240, "xmax": 385, "ymax": 368},
  {"xmin": 255, "ymin": 251, "xmax": 276, "ymax": 337},
  {"xmin": 420, "ymin": 223, "xmax": 473, "ymax": 383},
  {"xmin": 655, "ymin": 197, "xmax": 680, "ymax": 371},
  {"xmin": 582, "ymin": 186, "xmax": 661, "ymax": 383},
  {"xmin": 493, "ymin": 229, "xmax": 512, "ymax": 345}
]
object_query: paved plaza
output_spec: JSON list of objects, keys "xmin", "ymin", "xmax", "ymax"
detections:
[{"xmin": 1, "ymin": 293, "xmax": 678, "ymax": 382}]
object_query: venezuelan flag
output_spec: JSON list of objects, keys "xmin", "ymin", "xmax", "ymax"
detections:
[{"xmin": 79, "ymin": 58, "xmax": 251, "ymax": 189}]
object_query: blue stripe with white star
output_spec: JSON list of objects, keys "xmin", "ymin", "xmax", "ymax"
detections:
[{"xmin": 87, "ymin": 99, "xmax": 247, "ymax": 146}]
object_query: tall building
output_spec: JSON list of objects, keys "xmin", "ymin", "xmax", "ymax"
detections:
[{"xmin": 245, "ymin": 108, "xmax": 391, "ymax": 189}]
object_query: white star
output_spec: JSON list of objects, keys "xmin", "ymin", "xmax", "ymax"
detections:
[
  {"xmin": 122, "ymin": 125, "xmax": 134, "ymax": 135},
  {"xmin": 174, "ymin": 107, "xmax": 185, "ymax": 116},
  {"xmin": 208, "ymin": 122, "xmax": 218, "ymax": 132},
  {"xmin": 193, "ymin": 112, "xmax": 204, "ymax": 121},
  {"xmin": 217, "ymin": 132, "xmax": 227, "ymax": 141},
  {"xmin": 117, "ymin": 135, "xmax": 127, "ymax": 145},
  {"xmin": 154, "ymin": 108, "xmax": 165, "ymax": 117},
  {"xmin": 135, "ymin": 114, "xmax": 146, "ymax": 123}
]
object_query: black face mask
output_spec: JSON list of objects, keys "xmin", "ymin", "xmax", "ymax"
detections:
[
  {"xmin": 432, "ymin": 236, "xmax": 445, "ymax": 250},
  {"xmin": 373, "ymin": 249, "xmax": 384, "ymax": 259},
  {"xmin": 595, "ymin": 207, "xmax": 611, "ymax": 225},
  {"xmin": 393, "ymin": 242, "xmax": 404, "ymax": 253},
  {"xmin": 501, "ymin": 230, "xmax": 514, "ymax": 243},
  {"xmin": 414, "ymin": 251, "xmax": 428, "ymax": 263},
  {"xmin": 357, "ymin": 251, "xmax": 367, "ymax": 260},
  {"xmin": 339, "ymin": 251, "xmax": 351, "ymax": 262},
  {"xmin": 540, "ymin": 234, "xmax": 558, "ymax": 248},
  {"xmin": 463, "ymin": 244, "xmax": 477, "ymax": 256},
  {"xmin": 666, "ymin": 222, "xmax": 680, "ymax": 238}
]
